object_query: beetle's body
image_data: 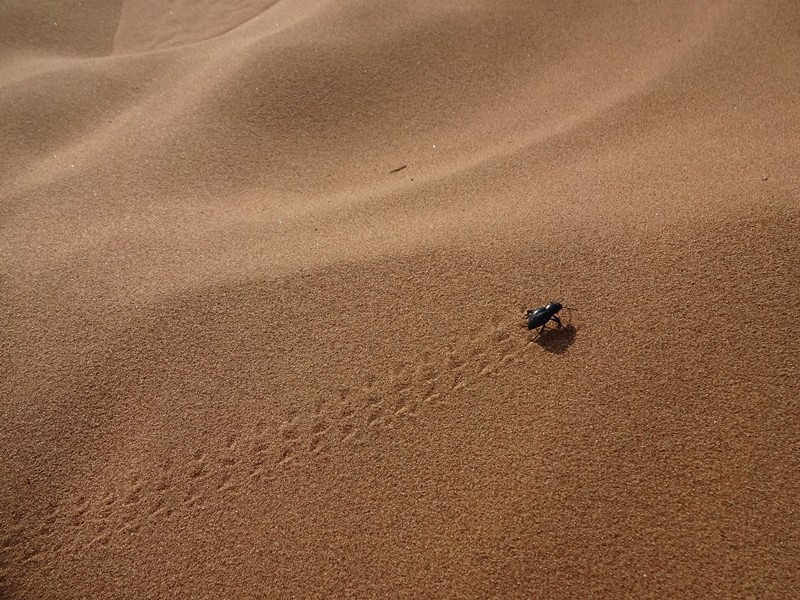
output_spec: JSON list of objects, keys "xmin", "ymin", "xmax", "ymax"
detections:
[{"xmin": 526, "ymin": 302, "xmax": 564, "ymax": 333}]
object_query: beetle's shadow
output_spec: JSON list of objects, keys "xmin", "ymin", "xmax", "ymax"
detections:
[{"xmin": 532, "ymin": 324, "xmax": 577, "ymax": 354}]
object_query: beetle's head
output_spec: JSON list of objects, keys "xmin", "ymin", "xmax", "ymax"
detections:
[{"xmin": 547, "ymin": 301, "xmax": 563, "ymax": 312}]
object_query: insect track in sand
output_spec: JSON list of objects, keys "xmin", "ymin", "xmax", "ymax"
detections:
[{"xmin": 6, "ymin": 316, "xmax": 538, "ymax": 572}]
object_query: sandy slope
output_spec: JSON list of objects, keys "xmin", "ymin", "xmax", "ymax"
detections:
[{"xmin": 1, "ymin": 1, "xmax": 798, "ymax": 598}]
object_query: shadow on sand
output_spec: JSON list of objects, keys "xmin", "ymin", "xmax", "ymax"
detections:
[{"xmin": 533, "ymin": 324, "xmax": 577, "ymax": 354}]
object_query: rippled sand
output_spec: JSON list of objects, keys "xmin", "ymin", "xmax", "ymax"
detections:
[{"xmin": 2, "ymin": 1, "xmax": 798, "ymax": 598}]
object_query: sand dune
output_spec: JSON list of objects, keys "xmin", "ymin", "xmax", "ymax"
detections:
[{"xmin": 2, "ymin": 1, "xmax": 798, "ymax": 598}]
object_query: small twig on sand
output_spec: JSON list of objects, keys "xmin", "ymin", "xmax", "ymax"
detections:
[{"xmin": 389, "ymin": 165, "xmax": 407, "ymax": 174}]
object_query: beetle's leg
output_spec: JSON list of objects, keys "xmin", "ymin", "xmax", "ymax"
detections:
[{"xmin": 551, "ymin": 315, "xmax": 563, "ymax": 329}]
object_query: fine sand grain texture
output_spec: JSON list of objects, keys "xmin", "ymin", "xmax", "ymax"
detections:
[{"xmin": 2, "ymin": 1, "xmax": 799, "ymax": 598}]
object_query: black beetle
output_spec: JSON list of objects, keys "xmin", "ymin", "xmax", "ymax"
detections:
[{"xmin": 525, "ymin": 301, "xmax": 564, "ymax": 335}]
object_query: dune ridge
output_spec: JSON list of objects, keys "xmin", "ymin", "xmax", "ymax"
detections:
[{"xmin": 2, "ymin": 1, "xmax": 798, "ymax": 598}]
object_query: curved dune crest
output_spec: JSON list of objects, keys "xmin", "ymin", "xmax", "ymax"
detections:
[{"xmin": 1, "ymin": 1, "xmax": 798, "ymax": 598}]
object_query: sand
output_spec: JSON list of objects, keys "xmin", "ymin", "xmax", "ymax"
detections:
[{"xmin": 1, "ymin": 1, "xmax": 799, "ymax": 598}]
